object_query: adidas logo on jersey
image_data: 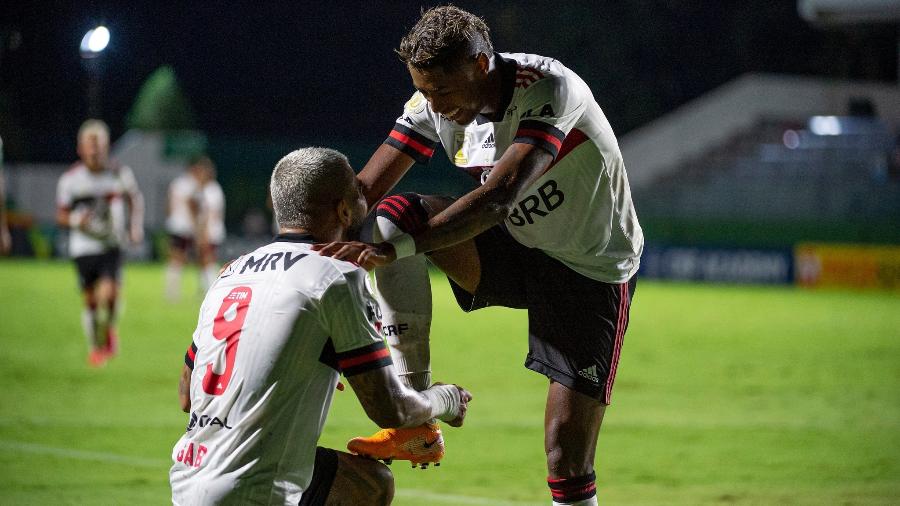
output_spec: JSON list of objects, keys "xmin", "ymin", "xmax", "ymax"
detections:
[
  {"xmin": 577, "ymin": 365, "xmax": 600, "ymax": 384},
  {"xmin": 481, "ymin": 133, "xmax": 495, "ymax": 149}
]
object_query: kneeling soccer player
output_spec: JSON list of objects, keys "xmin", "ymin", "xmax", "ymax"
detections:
[{"xmin": 169, "ymin": 147, "xmax": 471, "ymax": 505}]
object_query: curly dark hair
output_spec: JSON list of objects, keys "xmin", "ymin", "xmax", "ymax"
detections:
[{"xmin": 396, "ymin": 5, "xmax": 493, "ymax": 71}]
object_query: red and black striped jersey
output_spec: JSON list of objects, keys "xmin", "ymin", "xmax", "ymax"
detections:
[{"xmin": 385, "ymin": 52, "xmax": 643, "ymax": 283}]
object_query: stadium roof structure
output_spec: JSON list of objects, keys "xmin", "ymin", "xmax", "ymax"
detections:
[{"xmin": 798, "ymin": 0, "xmax": 900, "ymax": 25}]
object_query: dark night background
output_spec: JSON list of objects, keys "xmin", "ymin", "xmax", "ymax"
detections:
[{"xmin": 1, "ymin": 1, "xmax": 896, "ymax": 164}]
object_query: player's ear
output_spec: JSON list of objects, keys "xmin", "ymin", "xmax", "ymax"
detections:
[
  {"xmin": 474, "ymin": 52, "xmax": 490, "ymax": 75},
  {"xmin": 336, "ymin": 198, "xmax": 352, "ymax": 228}
]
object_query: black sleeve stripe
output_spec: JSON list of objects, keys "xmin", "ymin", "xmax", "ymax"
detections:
[
  {"xmin": 184, "ymin": 342, "xmax": 198, "ymax": 370},
  {"xmin": 518, "ymin": 119, "xmax": 566, "ymax": 142},
  {"xmin": 513, "ymin": 135, "xmax": 560, "ymax": 159},
  {"xmin": 384, "ymin": 123, "xmax": 438, "ymax": 165},
  {"xmin": 393, "ymin": 123, "xmax": 437, "ymax": 147},
  {"xmin": 384, "ymin": 137, "xmax": 432, "ymax": 165},
  {"xmin": 515, "ymin": 120, "xmax": 566, "ymax": 158},
  {"xmin": 336, "ymin": 340, "xmax": 393, "ymax": 377},
  {"xmin": 335, "ymin": 340, "xmax": 386, "ymax": 361},
  {"xmin": 342, "ymin": 356, "xmax": 393, "ymax": 377},
  {"xmin": 318, "ymin": 338, "xmax": 340, "ymax": 372}
]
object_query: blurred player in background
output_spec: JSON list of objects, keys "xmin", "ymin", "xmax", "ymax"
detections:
[
  {"xmin": 165, "ymin": 155, "xmax": 225, "ymax": 299},
  {"xmin": 170, "ymin": 147, "xmax": 471, "ymax": 505},
  {"xmin": 0, "ymin": 136, "xmax": 11, "ymax": 255},
  {"xmin": 56, "ymin": 119, "xmax": 144, "ymax": 367},
  {"xmin": 316, "ymin": 6, "xmax": 642, "ymax": 505}
]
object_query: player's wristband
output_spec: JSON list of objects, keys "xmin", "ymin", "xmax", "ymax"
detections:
[
  {"xmin": 387, "ymin": 233, "xmax": 416, "ymax": 260},
  {"xmin": 422, "ymin": 384, "xmax": 461, "ymax": 422}
]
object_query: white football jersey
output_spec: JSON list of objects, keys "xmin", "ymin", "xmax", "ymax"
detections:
[
  {"xmin": 56, "ymin": 162, "xmax": 140, "ymax": 258},
  {"xmin": 167, "ymin": 175, "xmax": 227, "ymax": 244},
  {"xmin": 170, "ymin": 234, "xmax": 389, "ymax": 505},
  {"xmin": 386, "ymin": 52, "xmax": 643, "ymax": 283},
  {"xmin": 201, "ymin": 181, "xmax": 226, "ymax": 244},
  {"xmin": 166, "ymin": 174, "xmax": 203, "ymax": 238}
]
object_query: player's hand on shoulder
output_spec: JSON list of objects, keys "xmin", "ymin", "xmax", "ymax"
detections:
[{"xmin": 312, "ymin": 241, "xmax": 397, "ymax": 270}]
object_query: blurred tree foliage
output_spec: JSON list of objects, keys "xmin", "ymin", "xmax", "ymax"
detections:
[{"xmin": 126, "ymin": 66, "xmax": 196, "ymax": 131}]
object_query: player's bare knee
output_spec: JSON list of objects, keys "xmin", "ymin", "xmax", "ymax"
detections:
[
  {"xmin": 545, "ymin": 447, "xmax": 593, "ymax": 480},
  {"xmin": 367, "ymin": 461, "xmax": 395, "ymax": 506},
  {"xmin": 332, "ymin": 454, "xmax": 394, "ymax": 506}
]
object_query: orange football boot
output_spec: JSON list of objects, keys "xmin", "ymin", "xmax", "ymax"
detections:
[{"xmin": 347, "ymin": 422, "xmax": 444, "ymax": 469}]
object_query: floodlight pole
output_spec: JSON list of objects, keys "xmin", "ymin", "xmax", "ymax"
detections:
[{"xmin": 80, "ymin": 26, "xmax": 110, "ymax": 118}]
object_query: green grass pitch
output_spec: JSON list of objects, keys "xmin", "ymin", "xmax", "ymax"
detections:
[{"xmin": 1, "ymin": 259, "xmax": 898, "ymax": 505}]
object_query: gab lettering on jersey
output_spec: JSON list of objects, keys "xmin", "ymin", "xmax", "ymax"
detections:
[
  {"xmin": 507, "ymin": 179, "xmax": 565, "ymax": 226},
  {"xmin": 175, "ymin": 441, "xmax": 209, "ymax": 468}
]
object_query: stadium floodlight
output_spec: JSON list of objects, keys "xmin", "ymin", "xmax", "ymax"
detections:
[
  {"xmin": 80, "ymin": 26, "xmax": 110, "ymax": 58},
  {"xmin": 809, "ymin": 116, "xmax": 842, "ymax": 136}
]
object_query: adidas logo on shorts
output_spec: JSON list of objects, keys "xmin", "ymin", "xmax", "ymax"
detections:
[{"xmin": 577, "ymin": 365, "xmax": 600, "ymax": 384}]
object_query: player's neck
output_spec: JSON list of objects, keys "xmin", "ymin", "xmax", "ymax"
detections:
[
  {"xmin": 278, "ymin": 226, "xmax": 341, "ymax": 244},
  {"xmin": 479, "ymin": 56, "xmax": 504, "ymax": 116}
]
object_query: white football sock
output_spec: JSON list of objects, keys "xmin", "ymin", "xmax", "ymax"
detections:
[
  {"xmin": 553, "ymin": 499, "xmax": 598, "ymax": 506},
  {"xmin": 94, "ymin": 305, "xmax": 110, "ymax": 349},
  {"xmin": 373, "ymin": 215, "xmax": 433, "ymax": 392},
  {"xmin": 165, "ymin": 263, "xmax": 182, "ymax": 300},
  {"xmin": 82, "ymin": 308, "xmax": 97, "ymax": 349}
]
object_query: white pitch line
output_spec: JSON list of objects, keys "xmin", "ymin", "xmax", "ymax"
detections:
[
  {"xmin": 0, "ymin": 440, "xmax": 541, "ymax": 505},
  {"xmin": 394, "ymin": 488, "xmax": 538, "ymax": 505},
  {"xmin": 0, "ymin": 440, "xmax": 170, "ymax": 468}
]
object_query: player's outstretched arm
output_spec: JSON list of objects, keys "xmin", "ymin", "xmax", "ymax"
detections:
[
  {"xmin": 357, "ymin": 144, "xmax": 417, "ymax": 212},
  {"xmin": 346, "ymin": 364, "xmax": 471, "ymax": 429},
  {"xmin": 315, "ymin": 143, "xmax": 553, "ymax": 269}
]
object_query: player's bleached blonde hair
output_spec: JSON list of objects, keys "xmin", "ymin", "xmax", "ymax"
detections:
[
  {"xmin": 270, "ymin": 147, "xmax": 354, "ymax": 229},
  {"xmin": 77, "ymin": 119, "xmax": 110, "ymax": 145},
  {"xmin": 397, "ymin": 5, "xmax": 493, "ymax": 71}
]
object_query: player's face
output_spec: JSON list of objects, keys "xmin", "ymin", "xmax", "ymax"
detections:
[
  {"xmin": 409, "ymin": 59, "xmax": 489, "ymax": 125},
  {"xmin": 77, "ymin": 134, "xmax": 109, "ymax": 172},
  {"xmin": 344, "ymin": 178, "xmax": 368, "ymax": 240}
]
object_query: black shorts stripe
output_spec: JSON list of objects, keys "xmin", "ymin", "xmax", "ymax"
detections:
[{"xmin": 298, "ymin": 447, "xmax": 339, "ymax": 506}]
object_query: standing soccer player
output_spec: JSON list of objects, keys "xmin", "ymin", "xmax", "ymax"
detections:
[
  {"xmin": 165, "ymin": 155, "xmax": 226, "ymax": 298},
  {"xmin": 170, "ymin": 148, "xmax": 471, "ymax": 505},
  {"xmin": 316, "ymin": 6, "xmax": 642, "ymax": 505},
  {"xmin": 56, "ymin": 119, "xmax": 144, "ymax": 367}
]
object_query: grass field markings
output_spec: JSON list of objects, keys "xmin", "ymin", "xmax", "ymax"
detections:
[
  {"xmin": 395, "ymin": 488, "xmax": 537, "ymax": 505},
  {"xmin": 0, "ymin": 439, "xmax": 539, "ymax": 504},
  {"xmin": 0, "ymin": 440, "xmax": 170, "ymax": 468}
]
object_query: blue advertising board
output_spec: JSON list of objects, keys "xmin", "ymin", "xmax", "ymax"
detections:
[{"xmin": 639, "ymin": 246, "xmax": 794, "ymax": 284}]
